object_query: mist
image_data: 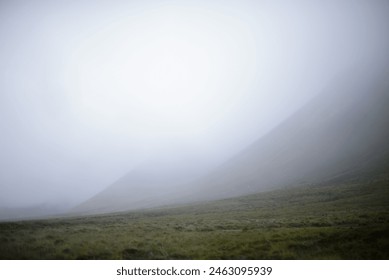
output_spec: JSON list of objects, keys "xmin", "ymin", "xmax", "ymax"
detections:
[{"xmin": 1, "ymin": 0, "xmax": 389, "ymax": 218}]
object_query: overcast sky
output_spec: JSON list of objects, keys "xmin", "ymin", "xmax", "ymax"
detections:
[{"xmin": 1, "ymin": 0, "xmax": 388, "ymax": 208}]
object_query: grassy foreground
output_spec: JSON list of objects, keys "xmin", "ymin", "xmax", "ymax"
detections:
[{"xmin": 0, "ymin": 179, "xmax": 388, "ymax": 259}]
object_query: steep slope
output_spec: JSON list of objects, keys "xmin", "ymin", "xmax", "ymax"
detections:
[
  {"xmin": 182, "ymin": 67, "xmax": 389, "ymax": 202},
  {"xmin": 73, "ymin": 65, "xmax": 389, "ymax": 215}
]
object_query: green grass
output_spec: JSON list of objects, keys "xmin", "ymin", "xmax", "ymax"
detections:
[{"xmin": 0, "ymin": 179, "xmax": 388, "ymax": 259}]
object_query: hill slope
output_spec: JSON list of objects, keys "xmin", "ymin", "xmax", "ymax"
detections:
[
  {"xmin": 73, "ymin": 66, "xmax": 389, "ymax": 215},
  {"xmin": 182, "ymin": 68, "xmax": 389, "ymax": 202},
  {"xmin": 71, "ymin": 154, "xmax": 214, "ymax": 214}
]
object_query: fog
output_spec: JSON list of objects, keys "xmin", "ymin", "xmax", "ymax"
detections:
[{"xmin": 1, "ymin": 0, "xmax": 388, "ymax": 215}]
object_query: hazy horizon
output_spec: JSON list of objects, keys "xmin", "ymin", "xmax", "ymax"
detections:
[{"xmin": 1, "ymin": 0, "xmax": 389, "ymax": 212}]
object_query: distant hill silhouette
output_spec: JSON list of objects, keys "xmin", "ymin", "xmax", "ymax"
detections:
[{"xmin": 73, "ymin": 64, "xmax": 389, "ymax": 215}]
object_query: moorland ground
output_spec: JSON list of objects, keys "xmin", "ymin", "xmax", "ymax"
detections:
[{"xmin": 0, "ymin": 178, "xmax": 388, "ymax": 259}]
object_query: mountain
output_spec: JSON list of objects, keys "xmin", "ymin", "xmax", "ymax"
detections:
[
  {"xmin": 71, "ymin": 154, "xmax": 215, "ymax": 215},
  {"xmin": 73, "ymin": 65, "xmax": 389, "ymax": 215},
  {"xmin": 180, "ymin": 67, "xmax": 389, "ymax": 202}
]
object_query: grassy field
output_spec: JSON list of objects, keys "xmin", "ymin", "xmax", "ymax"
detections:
[{"xmin": 0, "ymin": 178, "xmax": 388, "ymax": 259}]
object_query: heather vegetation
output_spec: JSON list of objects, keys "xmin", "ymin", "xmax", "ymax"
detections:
[{"xmin": 1, "ymin": 178, "xmax": 388, "ymax": 260}]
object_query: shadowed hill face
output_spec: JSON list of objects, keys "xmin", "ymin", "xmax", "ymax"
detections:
[
  {"xmin": 72, "ymin": 67, "xmax": 389, "ymax": 215},
  {"xmin": 183, "ymin": 67, "xmax": 389, "ymax": 201}
]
